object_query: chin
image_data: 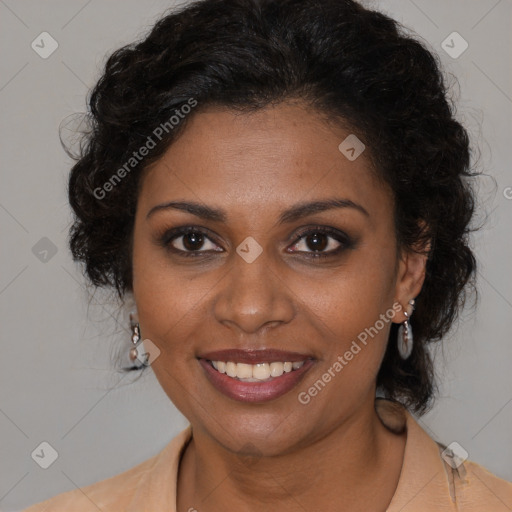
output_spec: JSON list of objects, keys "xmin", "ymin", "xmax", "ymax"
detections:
[{"xmin": 199, "ymin": 405, "xmax": 315, "ymax": 456}]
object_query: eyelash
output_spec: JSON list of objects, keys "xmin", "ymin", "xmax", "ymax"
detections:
[{"xmin": 156, "ymin": 225, "xmax": 354, "ymax": 260}]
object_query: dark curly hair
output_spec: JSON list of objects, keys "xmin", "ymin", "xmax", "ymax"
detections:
[{"xmin": 65, "ymin": 0, "xmax": 478, "ymax": 414}]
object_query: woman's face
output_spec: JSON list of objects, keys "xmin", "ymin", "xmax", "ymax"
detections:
[{"xmin": 132, "ymin": 101, "xmax": 425, "ymax": 455}]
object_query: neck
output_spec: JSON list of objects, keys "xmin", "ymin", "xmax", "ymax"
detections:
[{"xmin": 177, "ymin": 398, "xmax": 406, "ymax": 512}]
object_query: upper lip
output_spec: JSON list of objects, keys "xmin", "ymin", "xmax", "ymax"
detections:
[{"xmin": 198, "ymin": 349, "xmax": 313, "ymax": 364}]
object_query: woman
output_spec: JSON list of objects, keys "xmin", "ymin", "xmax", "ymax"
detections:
[{"xmin": 24, "ymin": 0, "xmax": 512, "ymax": 510}]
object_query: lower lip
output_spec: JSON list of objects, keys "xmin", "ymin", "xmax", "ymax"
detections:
[{"xmin": 199, "ymin": 359, "xmax": 315, "ymax": 403}]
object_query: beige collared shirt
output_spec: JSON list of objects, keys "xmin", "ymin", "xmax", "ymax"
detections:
[{"xmin": 23, "ymin": 403, "xmax": 512, "ymax": 511}]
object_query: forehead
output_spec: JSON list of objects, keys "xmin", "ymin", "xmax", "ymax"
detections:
[{"xmin": 138, "ymin": 102, "xmax": 392, "ymax": 222}]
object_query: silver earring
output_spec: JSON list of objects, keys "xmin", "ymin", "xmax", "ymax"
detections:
[
  {"xmin": 397, "ymin": 299, "xmax": 415, "ymax": 360},
  {"xmin": 129, "ymin": 311, "xmax": 142, "ymax": 363}
]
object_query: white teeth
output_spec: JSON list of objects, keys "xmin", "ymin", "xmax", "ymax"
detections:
[
  {"xmin": 236, "ymin": 363, "xmax": 253, "ymax": 379},
  {"xmin": 210, "ymin": 360, "xmax": 306, "ymax": 380},
  {"xmin": 226, "ymin": 361, "xmax": 237, "ymax": 378},
  {"xmin": 253, "ymin": 363, "xmax": 270, "ymax": 380},
  {"xmin": 270, "ymin": 362, "xmax": 284, "ymax": 377}
]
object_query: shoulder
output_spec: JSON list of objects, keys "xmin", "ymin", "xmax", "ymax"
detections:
[
  {"xmin": 22, "ymin": 427, "xmax": 192, "ymax": 512},
  {"xmin": 451, "ymin": 458, "xmax": 512, "ymax": 511},
  {"xmin": 376, "ymin": 399, "xmax": 512, "ymax": 511},
  {"xmin": 22, "ymin": 451, "xmax": 160, "ymax": 512}
]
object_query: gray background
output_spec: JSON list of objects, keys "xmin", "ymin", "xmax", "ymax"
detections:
[{"xmin": 1, "ymin": 0, "xmax": 511, "ymax": 510}]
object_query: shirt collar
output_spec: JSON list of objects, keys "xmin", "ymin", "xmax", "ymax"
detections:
[{"xmin": 136, "ymin": 401, "xmax": 455, "ymax": 511}]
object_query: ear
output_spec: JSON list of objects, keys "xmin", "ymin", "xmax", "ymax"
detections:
[{"xmin": 393, "ymin": 226, "xmax": 430, "ymax": 322}]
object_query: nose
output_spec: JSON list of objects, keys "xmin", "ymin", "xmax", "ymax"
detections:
[{"xmin": 212, "ymin": 249, "xmax": 295, "ymax": 335}]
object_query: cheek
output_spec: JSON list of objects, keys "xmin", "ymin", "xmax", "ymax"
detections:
[
  {"xmin": 304, "ymin": 246, "xmax": 397, "ymax": 387},
  {"xmin": 133, "ymin": 270, "xmax": 201, "ymax": 358},
  {"xmin": 132, "ymin": 231, "xmax": 188, "ymax": 355},
  {"xmin": 131, "ymin": 237, "xmax": 224, "ymax": 376},
  {"xmin": 131, "ymin": 248, "xmax": 208, "ymax": 415},
  {"xmin": 308, "ymin": 245, "xmax": 396, "ymax": 336}
]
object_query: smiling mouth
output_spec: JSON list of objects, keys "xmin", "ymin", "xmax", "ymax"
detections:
[
  {"xmin": 207, "ymin": 360, "xmax": 306, "ymax": 382},
  {"xmin": 197, "ymin": 349, "xmax": 315, "ymax": 402}
]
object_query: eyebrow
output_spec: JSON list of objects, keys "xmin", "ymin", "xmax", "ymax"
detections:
[{"xmin": 146, "ymin": 197, "xmax": 369, "ymax": 224}]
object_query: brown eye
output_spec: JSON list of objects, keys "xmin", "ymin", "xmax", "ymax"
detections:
[
  {"xmin": 156, "ymin": 226, "xmax": 223, "ymax": 257},
  {"xmin": 288, "ymin": 227, "xmax": 351, "ymax": 258},
  {"xmin": 180, "ymin": 231, "xmax": 206, "ymax": 251},
  {"xmin": 169, "ymin": 230, "xmax": 220, "ymax": 253},
  {"xmin": 303, "ymin": 232, "xmax": 330, "ymax": 252}
]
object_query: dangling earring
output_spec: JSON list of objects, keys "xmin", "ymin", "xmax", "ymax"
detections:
[
  {"xmin": 129, "ymin": 311, "xmax": 143, "ymax": 363},
  {"xmin": 397, "ymin": 299, "xmax": 415, "ymax": 360}
]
